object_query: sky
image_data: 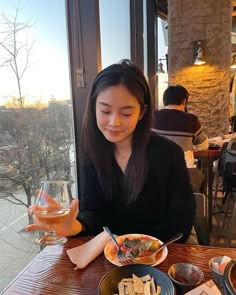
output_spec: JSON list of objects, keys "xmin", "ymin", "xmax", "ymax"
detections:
[
  {"xmin": 99, "ymin": 0, "xmax": 130, "ymax": 68},
  {"xmin": 0, "ymin": 0, "xmax": 164, "ymax": 106},
  {"xmin": 0, "ymin": 0, "xmax": 70, "ymax": 105}
]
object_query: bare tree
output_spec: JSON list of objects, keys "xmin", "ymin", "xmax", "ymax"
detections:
[
  {"xmin": 0, "ymin": 2, "xmax": 74, "ymax": 223},
  {"xmin": 0, "ymin": 3, "xmax": 75, "ymax": 290},
  {"xmin": 0, "ymin": 103, "xmax": 74, "ymax": 222},
  {"xmin": 0, "ymin": 1, "xmax": 35, "ymax": 107}
]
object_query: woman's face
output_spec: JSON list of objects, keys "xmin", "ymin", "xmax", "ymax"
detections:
[{"xmin": 96, "ymin": 84, "xmax": 145, "ymax": 146}]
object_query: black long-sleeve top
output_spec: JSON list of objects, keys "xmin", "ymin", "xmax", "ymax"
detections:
[{"xmin": 78, "ymin": 134, "xmax": 195, "ymax": 243}]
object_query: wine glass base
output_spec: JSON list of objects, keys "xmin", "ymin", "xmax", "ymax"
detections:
[{"xmin": 35, "ymin": 234, "xmax": 68, "ymax": 245}]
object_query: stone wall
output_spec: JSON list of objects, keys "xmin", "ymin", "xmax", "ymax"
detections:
[{"xmin": 168, "ymin": 0, "xmax": 232, "ymax": 137}]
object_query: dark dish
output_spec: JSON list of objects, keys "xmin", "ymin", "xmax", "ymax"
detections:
[
  {"xmin": 168, "ymin": 263, "xmax": 204, "ymax": 293},
  {"xmin": 224, "ymin": 259, "xmax": 236, "ymax": 295},
  {"xmin": 98, "ymin": 264, "xmax": 175, "ymax": 295}
]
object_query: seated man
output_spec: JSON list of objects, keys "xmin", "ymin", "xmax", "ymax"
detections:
[{"xmin": 152, "ymin": 85, "xmax": 209, "ymax": 192}]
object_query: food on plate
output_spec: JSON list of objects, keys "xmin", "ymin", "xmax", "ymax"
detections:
[
  {"xmin": 119, "ymin": 237, "xmax": 160, "ymax": 258},
  {"xmin": 113, "ymin": 274, "xmax": 161, "ymax": 295},
  {"xmin": 104, "ymin": 234, "xmax": 168, "ymax": 267}
]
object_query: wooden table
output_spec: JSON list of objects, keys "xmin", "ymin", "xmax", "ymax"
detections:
[
  {"xmin": 194, "ymin": 149, "xmax": 221, "ymax": 231},
  {"xmin": 2, "ymin": 236, "xmax": 236, "ymax": 294}
]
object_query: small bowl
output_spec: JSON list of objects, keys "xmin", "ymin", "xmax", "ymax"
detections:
[
  {"xmin": 98, "ymin": 264, "xmax": 175, "ymax": 295},
  {"xmin": 209, "ymin": 256, "xmax": 231, "ymax": 286},
  {"xmin": 168, "ymin": 263, "xmax": 204, "ymax": 293}
]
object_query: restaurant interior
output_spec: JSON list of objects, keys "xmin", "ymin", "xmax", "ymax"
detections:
[
  {"xmin": 66, "ymin": 0, "xmax": 236, "ymax": 248},
  {"xmin": 2, "ymin": 1, "xmax": 236, "ymax": 294}
]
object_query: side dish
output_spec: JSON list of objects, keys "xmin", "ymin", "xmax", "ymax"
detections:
[{"xmin": 114, "ymin": 274, "xmax": 161, "ymax": 295}]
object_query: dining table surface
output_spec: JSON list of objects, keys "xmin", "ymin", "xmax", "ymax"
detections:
[{"xmin": 2, "ymin": 236, "xmax": 236, "ymax": 295}]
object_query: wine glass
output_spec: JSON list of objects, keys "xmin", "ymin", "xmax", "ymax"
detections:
[{"xmin": 34, "ymin": 180, "xmax": 73, "ymax": 245}]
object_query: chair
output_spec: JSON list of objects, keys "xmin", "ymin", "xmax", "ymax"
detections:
[
  {"xmin": 212, "ymin": 165, "xmax": 224, "ymax": 215},
  {"xmin": 222, "ymin": 190, "xmax": 236, "ymax": 247},
  {"xmin": 193, "ymin": 193, "xmax": 210, "ymax": 245},
  {"xmin": 221, "ymin": 161, "xmax": 236, "ymax": 247},
  {"xmin": 212, "ymin": 142, "xmax": 228, "ymax": 213},
  {"xmin": 212, "ymin": 138, "xmax": 236, "ymax": 247}
]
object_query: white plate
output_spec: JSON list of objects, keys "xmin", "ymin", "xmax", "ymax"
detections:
[{"xmin": 104, "ymin": 233, "xmax": 168, "ymax": 267}]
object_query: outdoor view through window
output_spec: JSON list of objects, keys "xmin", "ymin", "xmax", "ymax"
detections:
[{"xmin": 0, "ymin": 0, "xmax": 76, "ymax": 291}]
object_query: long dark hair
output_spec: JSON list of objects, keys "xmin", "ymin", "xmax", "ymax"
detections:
[{"xmin": 80, "ymin": 59, "xmax": 154, "ymax": 204}]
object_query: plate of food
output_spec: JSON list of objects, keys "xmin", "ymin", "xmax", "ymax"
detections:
[
  {"xmin": 104, "ymin": 233, "xmax": 168, "ymax": 266},
  {"xmin": 98, "ymin": 264, "xmax": 175, "ymax": 295}
]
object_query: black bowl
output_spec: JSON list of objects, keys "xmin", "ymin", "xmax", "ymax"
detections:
[
  {"xmin": 224, "ymin": 259, "xmax": 236, "ymax": 295},
  {"xmin": 98, "ymin": 264, "xmax": 174, "ymax": 295}
]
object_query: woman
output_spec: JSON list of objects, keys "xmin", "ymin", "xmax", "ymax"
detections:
[{"xmin": 27, "ymin": 60, "xmax": 195, "ymax": 243}]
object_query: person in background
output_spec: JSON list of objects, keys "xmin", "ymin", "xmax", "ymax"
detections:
[
  {"xmin": 229, "ymin": 102, "xmax": 236, "ymax": 133},
  {"xmin": 152, "ymin": 85, "xmax": 209, "ymax": 192},
  {"xmin": 26, "ymin": 61, "xmax": 195, "ymax": 243}
]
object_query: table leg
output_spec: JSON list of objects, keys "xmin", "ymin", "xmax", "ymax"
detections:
[
  {"xmin": 208, "ymin": 161, "xmax": 213, "ymax": 232},
  {"xmin": 207, "ymin": 156, "xmax": 219, "ymax": 232}
]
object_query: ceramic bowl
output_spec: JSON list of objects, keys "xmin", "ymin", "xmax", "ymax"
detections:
[
  {"xmin": 168, "ymin": 262, "xmax": 204, "ymax": 293},
  {"xmin": 98, "ymin": 264, "xmax": 174, "ymax": 295},
  {"xmin": 208, "ymin": 256, "xmax": 231, "ymax": 286}
]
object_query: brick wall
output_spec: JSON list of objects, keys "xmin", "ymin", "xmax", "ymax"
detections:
[{"xmin": 168, "ymin": 0, "xmax": 232, "ymax": 137}]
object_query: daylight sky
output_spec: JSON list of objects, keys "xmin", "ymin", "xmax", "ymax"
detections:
[
  {"xmin": 0, "ymin": 0, "xmax": 156, "ymax": 106},
  {"xmin": 0, "ymin": 0, "xmax": 70, "ymax": 105}
]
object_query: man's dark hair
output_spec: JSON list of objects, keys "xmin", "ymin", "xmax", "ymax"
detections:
[{"xmin": 163, "ymin": 85, "xmax": 189, "ymax": 106}]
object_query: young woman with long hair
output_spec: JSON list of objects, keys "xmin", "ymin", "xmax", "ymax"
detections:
[{"xmin": 27, "ymin": 60, "xmax": 195, "ymax": 243}]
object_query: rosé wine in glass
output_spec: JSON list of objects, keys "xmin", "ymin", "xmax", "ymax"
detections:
[{"xmin": 34, "ymin": 180, "xmax": 72, "ymax": 245}]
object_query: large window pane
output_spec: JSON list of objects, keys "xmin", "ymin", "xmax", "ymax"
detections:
[
  {"xmin": 99, "ymin": 0, "xmax": 130, "ymax": 68},
  {"xmin": 157, "ymin": 17, "xmax": 168, "ymax": 109},
  {"xmin": 0, "ymin": 0, "xmax": 76, "ymax": 291}
]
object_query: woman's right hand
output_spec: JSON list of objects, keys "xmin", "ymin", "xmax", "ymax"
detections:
[{"xmin": 26, "ymin": 198, "xmax": 83, "ymax": 237}]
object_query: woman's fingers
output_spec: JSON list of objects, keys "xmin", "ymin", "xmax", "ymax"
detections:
[
  {"xmin": 25, "ymin": 223, "xmax": 40, "ymax": 231},
  {"xmin": 26, "ymin": 198, "xmax": 79, "ymax": 234},
  {"xmin": 28, "ymin": 203, "xmax": 61, "ymax": 215},
  {"xmin": 28, "ymin": 189, "xmax": 63, "ymax": 216},
  {"xmin": 26, "ymin": 215, "xmax": 51, "ymax": 232},
  {"xmin": 69, "ymin": 199, "xmax": 79, "ymax": 219},
  {"xmin": 28, "ymin": 205, "xmax": 45, "ymax": 215},
  {"xmin": 36, "ymin": 189, "xmax": 61, "ymax": 206}
]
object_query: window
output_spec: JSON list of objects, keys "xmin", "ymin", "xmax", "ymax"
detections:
[
  {"xmin": 157, "ymin": 17, "xmax": 169, "ymax": 109},
  {"xmin": 99, "ymin": 0, "xmax": 131, "ymax": 68},
  {"xmin": 0, "ymin": 0, "xmax": 76, "ymax": 291}
]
